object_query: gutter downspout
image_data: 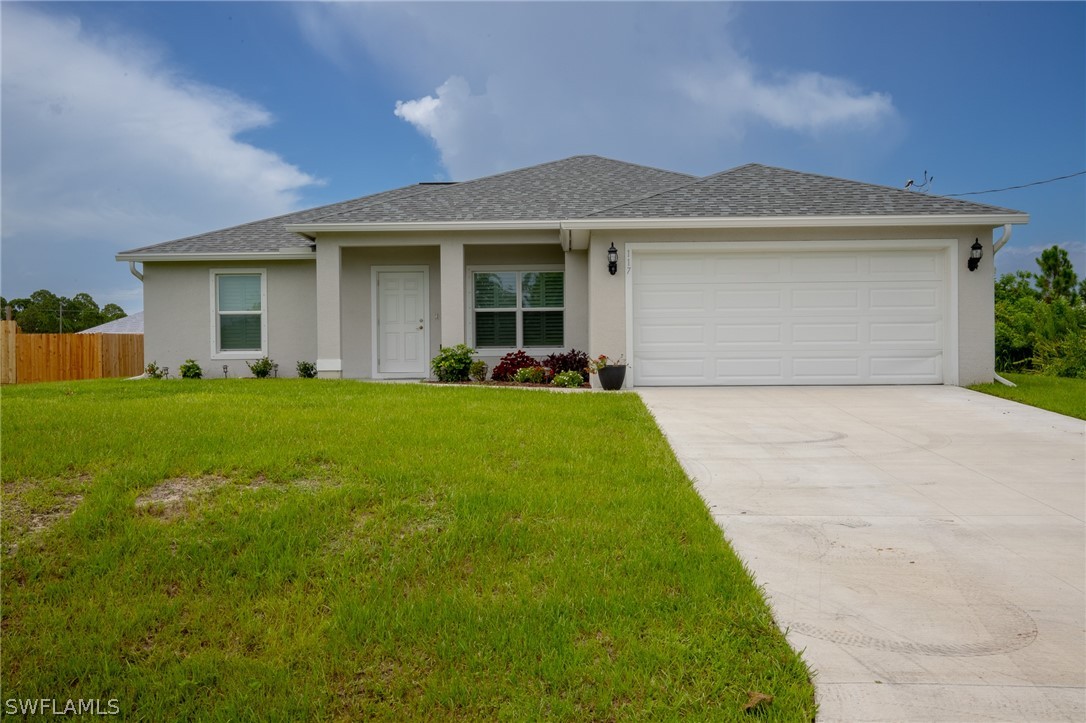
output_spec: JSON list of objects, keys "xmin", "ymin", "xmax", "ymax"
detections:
[
  {"xmin": 128, "ymin": 261, "xmax": 143, "ymax": 282},
  {"xmin": 991, "ymin": 225, "xmax": 1016, "ymax": 387}
]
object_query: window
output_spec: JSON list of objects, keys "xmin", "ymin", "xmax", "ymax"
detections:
[
  {"xmin": 472, "ymin": 270, "xmax": 563, "ymax": 349},
  {"xmin": 210, "ymin": 270, "xmax": 266, "ymax": 358}
]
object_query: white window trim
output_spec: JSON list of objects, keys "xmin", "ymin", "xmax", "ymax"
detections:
[
  {"xmin": 209, "ymin": 268, "xmax": 268, "ymax": 360},
  {"xmin": 466, "ymin": 265, "xmax": 565, "ymax": 354}
]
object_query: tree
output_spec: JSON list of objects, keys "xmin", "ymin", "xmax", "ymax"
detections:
[
  {"xmin": 0, "ymin": 289, "xmax": 127, "ymax": 333},
  {"xmin": 994, "ymin": 246, "xmax": 1086, "ymax": 377},
  {"xmin": 1035, "ymin": 245, "xmax": 1079, "ymax": 303}
]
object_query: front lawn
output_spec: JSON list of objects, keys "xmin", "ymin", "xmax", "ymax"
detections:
[
  {"xmin": 1, "ymin": 380, "xmax": 814, "ymax": 721},
  {"xmin": 970, "ymin": 372, "xmax": 1086, "ymax": 420}
]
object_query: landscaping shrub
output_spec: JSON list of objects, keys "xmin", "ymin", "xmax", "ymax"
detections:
[
  {"xmin": 513, "ymin": 366, "xmax": 549, "ymax": 384},
  {"xmin": 296, "ymin": 360, "xmax": 317, "ymax": 378},
  {"xmin": 145, "ymin": 361, "xmax": 166, "ymax": 379},
  {"xmin": 431, "ymin": 344, "xmax": 475, "ymax": 382},
  {"xmin": 492, "ymin": 350, "xmax": 539, "ymax": 381},
  {"xmin": 543, "ymin": 349, "xmax": 590, "ymax": 383},
  {"xmin": 469, "ymin": 360, "xmax": 489, "ymax": 382},
  {"xmin": 247, "ymin": 357, "xmax": 275, "ymax": 379},
  {"xmin": 552, "ymin": 370, "xmax": 585, "ymax": 388},
  {"xmin": 179, "ymin": 359, "xmax": 202, "ymax": 379}
]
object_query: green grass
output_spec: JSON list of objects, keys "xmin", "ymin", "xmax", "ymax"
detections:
[
  {"xmin": 1, "ymin": 379, "xmax": 814, "ymax": 721},
  {"xmin": 970, "ymin": 372, "xmax": 1086, "ymax": 420}
]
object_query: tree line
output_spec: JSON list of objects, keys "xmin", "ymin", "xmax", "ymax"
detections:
[
  {"xmin": 995, "ymin": 245, "xmax": 1085, "ymax": 378},
  {"xmin": 0, "ymin": 290, "xmax": 127, "ymax": 334}
]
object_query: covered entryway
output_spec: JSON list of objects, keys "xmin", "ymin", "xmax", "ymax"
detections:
[{"xmin": 631, "ymin": 245, "xmax": 951, "ymax": 386}]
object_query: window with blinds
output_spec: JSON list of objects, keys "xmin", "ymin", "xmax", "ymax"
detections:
[
  {"xmin": 473, "ymin": 270, "xmax": 563, "ymax": 349},
  {"xmin": 213, "ymin": 271, "xmax": 265, "ymax": 354}
]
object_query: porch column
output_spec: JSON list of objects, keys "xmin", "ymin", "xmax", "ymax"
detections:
[
  {"xmin": 439, "ymin": 240, "xmax": 466, "ymax": 347},
  {"xmin": 315, "ymin": 240, "xmax": 342, "ymax": 378}
]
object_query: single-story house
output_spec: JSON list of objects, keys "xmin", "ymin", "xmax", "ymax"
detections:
[
  {"xmin": 76, "ymin": 310, "xmax": 144, "ymax": 335},
  {"xmin": 117, "ymin": 156, "xmax": 1028, "ymax": 386}
]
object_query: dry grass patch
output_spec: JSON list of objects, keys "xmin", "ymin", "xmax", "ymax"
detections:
[
  {"xmin": 134, "ymin": 474, "xmax": 330, "ymax": 519},
  {"xmin": 1, "ymin": 475, "xmax": 90, "ymax": 554}
]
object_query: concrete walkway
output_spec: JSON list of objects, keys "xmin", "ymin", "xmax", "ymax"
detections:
[{"xmin": 638, "ymin": 386, "xmax": 1085, "ymax": 722}]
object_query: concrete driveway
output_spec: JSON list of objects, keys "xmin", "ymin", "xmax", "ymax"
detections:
[{"xmin": 638, "ymin": 386, "xmax": 1084, "ymax": 722}]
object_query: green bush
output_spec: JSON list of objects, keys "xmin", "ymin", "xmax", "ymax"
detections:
[
  {"xmin": 296, "ymin": 360, "xmax": 317, "ymax": 378},
  {"xmin": 513, "ymin": 366, "xmax": 547, "ymax": 384},
  {"xmin": 247, "ymin": 357, "xmax": 275, "ymax": 379},
  {"xmin": 469, "ymin": 359, "xmax": 489, "ymax": 382},
  {"xmin": 995, "ymin": 261, "xmax": 1086, "ymax": 378},
  {"xmin": 552, "ymin": 370, "xmax": 585, "ymax": 388},
  {"xmin": 179, "ymin": 359, "xmax": 202, "ymax": 379},
  {"xmin": 431, "ymin": 344, "xmax": 475, "ymax": 382},
  {"xmin": 145, "ymin": 361, "xmax": 166, "ymax": 379}
]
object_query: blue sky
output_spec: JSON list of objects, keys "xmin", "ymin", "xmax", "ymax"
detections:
[{"xmin": 2, "ymin": 1, "xmax": 1083, "ymax": 312}]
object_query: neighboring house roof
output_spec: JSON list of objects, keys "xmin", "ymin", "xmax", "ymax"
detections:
[
  {"xmin": 117, "ymin": 156, "xmax": 1027, "ymax": 259},
  {"xmin": 77, "ymin": 311, "xmax": 144, "ymax": 334}
]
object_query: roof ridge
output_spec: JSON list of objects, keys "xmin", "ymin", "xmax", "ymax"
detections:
[
  {"xmin": 304, "ymin": 156, "xmax": 604, "ymax": 223},
  {"xmin": 583, "ymin": 163, "xmax": 743, "ymax": 218}
]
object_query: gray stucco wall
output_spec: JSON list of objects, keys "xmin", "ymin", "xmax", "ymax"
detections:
[{"xmin": 143, "ymin": 260, "xmax": 316, "ymax": 378}]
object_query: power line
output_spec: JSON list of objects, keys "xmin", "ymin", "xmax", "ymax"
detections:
[{"xmin": 944, "ymin": 170, "xmax": 1086, "ymax": 197}]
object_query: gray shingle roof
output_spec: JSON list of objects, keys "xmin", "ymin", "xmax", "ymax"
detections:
[
  {"xmin": 120, "ymin": 156, "xmax": 1025, "ymax": 257},
  {"xmin": 77, "ymin": 311, "xmax": 143, "ymax": 334},
  {"xmin": 119, "ymin": 185, "xmax": 434, "ymax": 255},
  {"xmin": 588, "ymin": 163, "xmax": 1023, "ymax": 218},
  {"xmin": 308, "ymin": 155, "xmax": 694, "ymax": 223}
]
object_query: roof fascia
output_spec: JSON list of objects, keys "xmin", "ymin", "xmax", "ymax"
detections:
[
  {"xmin": 115, "ymin": 250, "xmax": 315, "ymax": 263},
  {"xmin": 562, "ymin": 213, "xmax": 1030, "ymax": 230},
  {"xmin": 286, "ymin": 220, "xmax": 561, "ymax": 235}
]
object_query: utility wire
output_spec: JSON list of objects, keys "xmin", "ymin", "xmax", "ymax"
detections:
[{"xmin": 944, "ymin": 170, "xmax": 1086, "ymax": 197}]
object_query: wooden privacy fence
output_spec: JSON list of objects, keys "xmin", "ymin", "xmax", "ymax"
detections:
[{"xmin": 0, "ymin": 322, "xmax": 144, "ymax": 384}]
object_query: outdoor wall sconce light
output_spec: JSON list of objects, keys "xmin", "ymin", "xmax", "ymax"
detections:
[
  {"xmin": 968, "ymin": 238, "xmax": 983, "ymax": 272},
  {"xmin": 607, "ymin": 242, "xmax": 618, "ymax": 276}
]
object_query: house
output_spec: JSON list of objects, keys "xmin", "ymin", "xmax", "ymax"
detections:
[
  {"xmin": 76, "ymin": 311, "xmax": 144, "ymax": 335},
  {"xmin": 116, "ymin": 156, "xmax": 1028, "ymax": 386}
]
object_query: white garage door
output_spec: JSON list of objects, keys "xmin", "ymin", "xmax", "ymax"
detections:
[{"xmin": 632, "ymin": 248, "xmax": 947, "ymax": 385}]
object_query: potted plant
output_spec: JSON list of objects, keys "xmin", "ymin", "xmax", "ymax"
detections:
[{"xmin": 589, "ymin": 354, "xmax": 627, "ymax": 390}]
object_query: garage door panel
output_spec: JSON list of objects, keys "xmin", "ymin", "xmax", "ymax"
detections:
[
  {"xmin": 632, "ymin": 247, "xmax": 947, "ymax": 386},
  {"xmin": 792, "ymin": 323, "xmax": 860, "ymax": 344},
  {"xmin": 870, "ymin": 322, "xmax": 940, "ymax": 344},
  {"xmin": 791, "ymin": 254, "xmax": 860, "ymax": 276},
  {"xmin": 714, "ymin": 289, "xmax": 785, "ymax": 311},
  {"xmin": 715, "ymin": 357, "xmax": 784, "ymax": 380},
  {"xmin": 712, "ymin": 255, "xmax": 783, "ymax": 279},
  {"xmin": 870, "ymin": 354, "xmax": 941, "ymax": 381},
  {"xmin": 868, "ymin": 252, "xmax": 942, "ymax": 279},
  {"xmin": 716, "ymin": 323, "xmax": 782, "ymax": 344},
  {"xmin": 792, "ymin": 356, "xmax": 862, "ymax": 380},
  {"xmin": 869, "ymin": 286, "xmax": 939, "ymax": 311},
  {"xmin": 637, "ymin": 323, "xmax": 707, "ymax": 346},
  {"xmin": 792, "ymin": 288, "xmax": 861, "ymax": 311},
  {"xmin": 636, "ymin": 289, "xmax": 707, "ymax": 313}
]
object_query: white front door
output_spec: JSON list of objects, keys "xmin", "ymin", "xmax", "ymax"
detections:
[{"xmin": 376, "ymin": 270, "xmax": 428, "ymax": 376}]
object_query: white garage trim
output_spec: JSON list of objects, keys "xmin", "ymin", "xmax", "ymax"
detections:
[{"xmin": 624, "ymin": 240, "xmax": 959, "ymax": 387}]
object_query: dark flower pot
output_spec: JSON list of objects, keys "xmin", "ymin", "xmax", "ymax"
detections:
[{"xmin": 597, "ymin": 365, "xmax": 627, "ymax": 390}]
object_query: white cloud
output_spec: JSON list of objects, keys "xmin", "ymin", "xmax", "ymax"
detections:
[
  {"xmin": 1, "ymin": 6, "xmax": 318, "ymax": 308},
  {"xmin": 295, "ymin": 3, "xmax": 898, "ymax": 180}
]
